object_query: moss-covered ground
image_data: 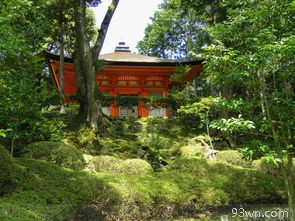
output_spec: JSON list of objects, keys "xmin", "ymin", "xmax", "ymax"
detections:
[{"xmin": 0, "ymin": 110, "xmax": 290, "ymax": 220}]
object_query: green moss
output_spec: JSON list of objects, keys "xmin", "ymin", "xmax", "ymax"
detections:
[
  {"xmin": 0, "ymin": 158, "xmax": 107, "ymax": 221},
  {"xmin": 0, "ymin": 155, "xmax": 286, "ymax": 220},
  {"xmin": 88, "ymin": 157, "xmax": 286, "ymax": 220},
  {"xmin": 21, "ymin": 142, "xmax": 86, "ymax": 170},
  {"xmin": 119, "ymin": 159, "xmax": 153, "ymax": 175},
  {"xmin": 89, "ymin": 155, "xmax": 123, "ymax": 173},
  {"xmin": 216, "ymin": 150, "xmax": 250, "ymax": 167},
  {"xmin": 252, "ymin": 158, "xmax": 281, "ymax": 176},
  {"xmin": 89, "ymin": 156, "xmax": 153, "ymax": 175},
  {"xmin": 1, "ymin": 115, "xmax": 289, "ymax": 220},
  {"xmin": 180, "ymin": 143, "xmax": 206, "ymax": 158}
]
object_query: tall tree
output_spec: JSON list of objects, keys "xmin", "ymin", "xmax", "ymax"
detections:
[
  {"xmin": 73, "ymin": 0, "xmax": 120, "ymax": 130},
  {"xmin": 143, "ymin": 0, "xmax": 295, "ymax": 216},
  {"xmin": 199, "ymin": 0, "xmax": 295, "ymax": 218},
  {"xmin": 46, "ymin": 0, "xmax": 97, "ymax": 113},
  {"xmin": 137, "ymin": 0, "xmax": 208, "ymax": 60},
  {"xmin": 0, "ymin": 0, "xmax": 59, "ymax": 154}
]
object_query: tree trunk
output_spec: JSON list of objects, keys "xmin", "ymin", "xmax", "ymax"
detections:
[
  {"xmin": 59, "ymin": 31, "xmax": 66, "ymax": 113},
  {"xmin": 92, "ymin": 0, "xmax": 120, "ymax": 59},
  {"xmin": 58, "ymin": 0, "xmax": 66, "ymax": 113},
  {"xmin": 219, "ymin": 85, "xmax": 232, "ymax": 119},
  {"xmin": 73, "ymin": 0, "xmax": 98, "ymax": 130},
  {"xmin": 73, "ymin": 0, "xmax": 120, "ymax": 131}
]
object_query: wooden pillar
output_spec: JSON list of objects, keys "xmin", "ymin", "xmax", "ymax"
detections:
[
  {"xmin": 138, "ymin": 92, "xmax": 149, "ymax": 117},
  {"xmin": 109, "ymin": 91, "xmax": 119, "ymax": 116},
  {"xmin": 163, "ymin": 90, "xmax": 170, "ymax": 117}
]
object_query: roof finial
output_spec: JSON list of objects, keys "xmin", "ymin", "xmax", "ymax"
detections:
[{"xmin": 115, "ymin": 41, "xmax": 131, "ymax": 52}]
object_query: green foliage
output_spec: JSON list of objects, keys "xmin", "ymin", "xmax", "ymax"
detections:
[
  {"xmin": 0, "ymin": 130, "xmax": 5, "ymax": 138},
  {"xmin": 46, "ymin": 1, "xmax": 99, "ymax": 54},
  {"xmin": 177, "ymin": 97, "xmax": 220, "ymax": 128},
  {"xmin": 215, "ymin": 150, "xmax": 249, "ymax": 167},
  {"xmin": 21, "ymin": 142, "xmax": 86, "ymax": 170},
  {"xmin": 101, "ymin": 95, "xmax": 176, "ymax": 109},
  {"xmin": 210, "ymin": 115, "xmax": 255, "ymax": 134},
  {"xmin": 261, "ymin": 152, "xmax": 281, "ymax": 167},
  {"xmin": 140, "ymin": 133, "xmax": 169, "ymax": 170},
  {"xmin": 187, "ymin": 0, "xmax": 295, "ymax": 214},
  {"xmin": 66, "ymin": 117, "xmax": 197, "ymax": 161},
  {"xmin": 238, "ymin": 140, "xmax": 274, "ymax": 161},
  {"xmin": 0, "ymin": 146, "xmax": 17, "ymax": 196},
  {"xmin": 77, "ymin": 124, "xmax": 97, "ymax": 148},
  {"xmin": 178, "ymin": 97, "xmax": 219, "ymax": 120},
  {"xmin": 170, "ymin": 64, "xmax": 191, "ymax": 82},
  {"xmin": 137, "ymin": 0, "xmax": 208, "ymax": 59},
  {"xmin": 0, "ymin": 0, "xmax": 62, "ymax": 151}
]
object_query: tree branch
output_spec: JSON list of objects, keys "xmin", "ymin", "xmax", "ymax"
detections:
[{"xmin": 92, "ymin": 0, "xmax": 120, "ymax": 59}]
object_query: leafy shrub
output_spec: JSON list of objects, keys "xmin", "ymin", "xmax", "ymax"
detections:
[
  {"xmin": 89, "ymin": 156, "xmax": 152, "ymax": 175},
  {"xmin": 177, "ymin": 97, "xmax": 220, "ymax": 128},
  {"xmin": 215, "ymin": 150, "xmax": 249, "ymax": 167},
  {"xmin": 210, "ymin": 115, "xmax": 255, "ymax": 134},
  {"xmin": 140, "ymin": 133, "xmax": 169, "ymax": 170},
  {"xmin": 21, "ymin": 142, "xmax": 86, "ymax": 170},
  {"xmin": 238, "ymin": 140, "xmax": 272, "ymax": 160},
  {"xmin": 0, "ymin": 145, "xmax": 16, "ymax": 195}
]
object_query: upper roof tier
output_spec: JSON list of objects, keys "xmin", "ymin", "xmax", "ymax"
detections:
[
  {"xmin": 100, "ymin": 41, "xmax": 181, "ymax": 63},
  {"xmin": 99, "ymin": 51, "xmax": 169, "ymax": 63},
  {"xmin": 44, "ymin": 41, "xmax": 203, "ymax": 66}
]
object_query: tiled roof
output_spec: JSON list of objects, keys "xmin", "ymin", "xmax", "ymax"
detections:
[
  {"xmin": 44, "ymin": 51, "xmax": 203, "ymax": 67},
  {"xmin": 99, "ymin": 51, "xmax": 170, "ymax": 63}
]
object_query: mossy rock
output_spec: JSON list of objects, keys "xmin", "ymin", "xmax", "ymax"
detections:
[
  {"xmin": 216, "ymin": 150, "xmax": 249, "ymax": 167},
  {"xmin": 119, "ymin": 159, "xmax": 153, "ymax": 175},
  {"xmin": 89, "ymin": 155, "xmax": 123, "ymax": 173},
  {"xmin": 89, "ymin": 156, "xmax": 152, "ymax": 175},
  {"xmin": 180, "ymin": 143, "xmax": 206, "ymax": 158},
  {"xmin": 21, "ymin": 141, "xmax": 86, "ymax": 170},
  {"xmin": 0, "ymin": 145, "xmax": 16, "ymax": 195}
]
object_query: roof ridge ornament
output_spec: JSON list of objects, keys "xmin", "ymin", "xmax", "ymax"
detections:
[{"xmin": 115, "ymin": 41, "xmax": 131, "ymax": 52}]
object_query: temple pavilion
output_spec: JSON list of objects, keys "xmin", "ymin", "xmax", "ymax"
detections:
[{"xmin": 45, "ymin": 42, "xmax": 203, "ymax": 117}]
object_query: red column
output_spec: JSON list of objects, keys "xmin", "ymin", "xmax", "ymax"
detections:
[
  {"xmin": 163, "ymin": 90, "xmax": 170, "ymax": 117},
  {"xmin": 138, "ymin": 92, "xmax": 149, "ymax": 117},
  {"xmin": 109, "ymin": 91, "xmax": 119, "ymax": 116}
]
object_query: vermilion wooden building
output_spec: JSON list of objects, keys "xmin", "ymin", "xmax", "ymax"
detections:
[{"xmin": 45, "ymin": 42, "xmax": 203, "ymax": 117}]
